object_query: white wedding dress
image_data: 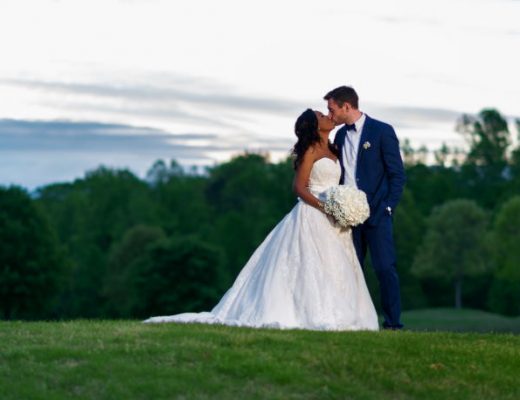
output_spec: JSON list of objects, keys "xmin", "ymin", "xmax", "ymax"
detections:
[{"xmin": 144, "ymin": 158, "xmax": 379, "ymax": 331}]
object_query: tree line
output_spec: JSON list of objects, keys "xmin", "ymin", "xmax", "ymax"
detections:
[{"xmin": 1, "ymin": 108, "xmax": 519, "ymax": 320}]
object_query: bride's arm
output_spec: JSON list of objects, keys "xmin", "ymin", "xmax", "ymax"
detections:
[{"xmin": 293, "ymin": 149, "xmax": 326, "ymax": 212}]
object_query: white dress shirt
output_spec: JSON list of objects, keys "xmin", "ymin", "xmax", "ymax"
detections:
[{"xmin": 342, "ymin": 113, "xmax": 366, "ymax": 188}]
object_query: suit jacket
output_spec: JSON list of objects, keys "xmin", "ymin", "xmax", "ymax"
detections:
[{"xmin": 334, "ymin": 115, "xmax": 406, "ymax": 226}]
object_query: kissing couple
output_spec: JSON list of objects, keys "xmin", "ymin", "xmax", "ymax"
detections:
[{"xmin": 145, "ymin": 85, "xmax": 406, "ymax": 331}]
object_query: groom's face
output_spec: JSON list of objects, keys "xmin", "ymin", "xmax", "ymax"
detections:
[{"xmin": 327, "ymin": 99, "xmax": 349, "ymax": 125}]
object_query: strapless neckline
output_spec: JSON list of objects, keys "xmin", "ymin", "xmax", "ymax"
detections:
[
  {"xmin": 314, "ymin": 157, "xmax": 338, "ymax": 165},
  {"xmin": 308, "ymin": 156, "xmax": 342, "ymax": 197}
]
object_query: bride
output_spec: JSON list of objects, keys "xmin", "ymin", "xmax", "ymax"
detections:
[{"xmin": 144, "ymin": 109, "xmax": 379, "ymax": 331}]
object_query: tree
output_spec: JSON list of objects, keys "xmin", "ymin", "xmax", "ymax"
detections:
[
  {"xmin": 36, "ymin": 166, "xmax": 159, "ymax": 317},
  {"xmin": 509, "ymin": 119, "xmax": 520, "ymax": 181},
  {"xmin": 487, "ymin": 196, "xmax": 520, "ymax": 316},
  {"xmin": 457, "ymin": 108, "xmax": 510, "ymax": 168},
  {"xmin": 416, "ymin": 145, "xmax": 429, "ymax": 165},
  {"xmin": 454, "ymin": 110, "xmax": 515, "ymax": 211},
  {"xmin": 0, "ymin": 186, "xmax": 66, "ymax": 319},
  {"xmin": 404, "ymin": 163, "xmax": 460, "ymax": 217},
  {"xmin": 132, "ymin": 236, "xmax": 227, "ymax": 318},
  {"xmin": 205, "ymin": 153, "xmax": 293, "ymax": 278},
  {"xmin": 401, "ymin": 138, "xmax": 416, "ymax": 166},
  {"xmin": 393, "ymin": 189, "xmax": 427, "ymax": 309},
  {"xmin": 103, "ymin": 224, "xmax": 167, "ymax": 317},
  {"xmin": 146, "ymin": 159, "xmax": 185, "ymax": 186},
  {"xmin": 411, "ymin": 199, "xmax": 491, "ymax": 309},
  {"xmin": 434, "ymin": 143, "xmax": 451, "ymax": 167},
  {"xmin": 149, "ymin": 162, "xmax": 212, "ymax": 238}
]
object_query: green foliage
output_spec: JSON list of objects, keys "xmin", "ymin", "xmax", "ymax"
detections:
[
  {"xmin": 488, "ymin": 280, "xmax": 520, "ymax": 318},
  {"xmin": 403, "ymin": 164, "xmax": 461, "ymax": 216},
  {"xmin": 393, "ymin": 189, "xmax": 428, "ymax": 309},
  {"xmin": 133, "ymin": 236, "xmax": 227, "ymax": 318},
  {"xmin": 0, "ymin": 186, "xmax": 66, "ymax": 319},
  {"xmin": 412, "ymin": 200, "xmax": 492, "ymax": 309},
  {"xmin": 149, "ymin": 166, "xmax": 212, "ymax": 237},
  {"xmin": 146, "ymin": 159, "xmax": 184, "ymax": 185},
  {"xmin": 36, "ymin": 167, "xmax": 160, "ymax": 317},
  {"xmin": 487, "ymin": 197, "xmax": 520, "ymax": 315},
  {"xmin": 103, "ymin": 225, "xmax": 167, "ymax": 317},
  {"xmin": 492, "ymin": 196, "xmax": 520, "ymax": 280},
  {"xmin": 458, "ymin": 108, "xmax": 510, "ymax": 168},
  {"xmin": 206, "ymin": 153, "xmax": 293, "ymax": 277},
  {"xmin": 510, "ymin": 119, "xmax": 520, "ymax": 180}
]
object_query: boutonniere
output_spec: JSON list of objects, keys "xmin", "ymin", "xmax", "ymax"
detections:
[{"xmin": 363, "ymin": 141, "xmax": 371, "ymax": 150}]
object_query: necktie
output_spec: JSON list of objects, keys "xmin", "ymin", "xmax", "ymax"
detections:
[{"xmin": 345, "ymin": 123, "xmax": 356, "ymax": 132}]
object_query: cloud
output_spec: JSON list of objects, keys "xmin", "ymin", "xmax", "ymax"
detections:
[
  {"xmin": 0, "ymin": 119, "xmax": 214, "ymax": 153},
  {"xmin": 0, "ymin": 74, "xmax": 495, "ymax": 140},
  {"xmin": 376, "ymin": 15, "xmax": 440, "ymax": 27},
  {"xmin": 365, "ymin": 104, "xmax": 462, "ymax": 128},
  {"xmin": 0, "ymin": 118, "xmax": 294, "ymax": 189},
  {"xmin": 0, "ymin": 77, "xmax": 305, "ymax": 116}
]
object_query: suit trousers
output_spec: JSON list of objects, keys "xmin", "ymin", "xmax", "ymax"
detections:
[{"xmin": 352, "ymin": 215, "xmax": 403, "ymax": 329}]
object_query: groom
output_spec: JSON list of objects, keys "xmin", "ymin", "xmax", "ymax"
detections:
[{"xmin": 324, "ymin": 86, "xmax": 406, "ymax": 330}]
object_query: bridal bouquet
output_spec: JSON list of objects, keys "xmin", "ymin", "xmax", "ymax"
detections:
[{"xmin": 323, "ymin": 185, "xmax": 370, "ymax": 228}]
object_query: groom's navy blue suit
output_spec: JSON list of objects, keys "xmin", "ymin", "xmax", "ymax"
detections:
[{"xmin": 334, "ymin": 115, "xmax": 406, "ymax": 329}]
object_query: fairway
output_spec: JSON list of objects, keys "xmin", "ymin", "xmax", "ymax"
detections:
[
  {"xmin": 402, "ymin": 308, "xmax": 520, "ymax": 334},
  {"xmin": 1, "ymin": 320, "xmax": 519, "ymax": 399}
]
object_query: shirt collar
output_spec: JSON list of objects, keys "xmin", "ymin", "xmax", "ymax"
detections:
[{"xmin": 352, "ymin": 112, "xmax": 365, "ymax": 133}]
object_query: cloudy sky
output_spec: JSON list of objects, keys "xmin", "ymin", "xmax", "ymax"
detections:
[{"xmin": 0, "ymin": 0, "xmax": 519, "ymax": 189}]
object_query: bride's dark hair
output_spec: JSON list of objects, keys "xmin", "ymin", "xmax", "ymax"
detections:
[{"xmin": 291, "ymin": 109, "xmax": 338, "ymax": 170}]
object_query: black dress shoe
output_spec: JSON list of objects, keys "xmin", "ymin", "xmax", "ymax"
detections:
[{"xmin": 382, "ymin": 323, "xmax": 404, "ymax": 331}]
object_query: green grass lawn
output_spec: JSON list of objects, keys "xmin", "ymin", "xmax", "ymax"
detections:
[
  {"xmin": 402, "ymin": 308, "xmax": 520, "ymax": 334},
  {"xmin": 1, "ymin": 318, "xmax": 519, "ymax": 399}
]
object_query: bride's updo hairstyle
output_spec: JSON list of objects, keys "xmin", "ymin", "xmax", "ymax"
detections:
[{"xmin": 292, "ymin": 109, "xmax": 320, "ymax": 170}]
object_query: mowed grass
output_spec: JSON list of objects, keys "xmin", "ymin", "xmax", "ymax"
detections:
[
  {"xmin": 1, "ymin": 319, "xmax": 519, "ymax": 399},
  {"xmin": 402, "ymin": 308, "xmax": 520, "ymax": 334}
]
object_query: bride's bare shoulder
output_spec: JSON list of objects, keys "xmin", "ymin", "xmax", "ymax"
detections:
[
  {"xmin": 303, "ymin": 145, "xmax": 319, "ymax": 160},
  {"xmin": 295, "ymin": 146, "xmax": 319, "ymax": 172}
]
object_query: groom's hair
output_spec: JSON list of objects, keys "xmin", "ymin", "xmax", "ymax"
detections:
[{"xmin": 324, "ymin": 86, "xmax": 359, "ymax": 109}]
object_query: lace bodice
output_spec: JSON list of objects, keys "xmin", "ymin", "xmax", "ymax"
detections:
[{"xmin": 308, "ymin": 157, "xmax": 341, "ymax": 196}]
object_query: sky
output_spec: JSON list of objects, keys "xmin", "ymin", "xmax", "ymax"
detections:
[{"xmin": 0, "ymin": 0, "xmax": 519, "ymax": 189}]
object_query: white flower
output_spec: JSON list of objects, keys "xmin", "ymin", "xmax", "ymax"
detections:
[
  {"xmin": 323, "ymin": 185, "xmax": 370, "ymax": 228},
  {"xmin": 363, "ymin": 141, "xmax": 371, "ymax": 150}
]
